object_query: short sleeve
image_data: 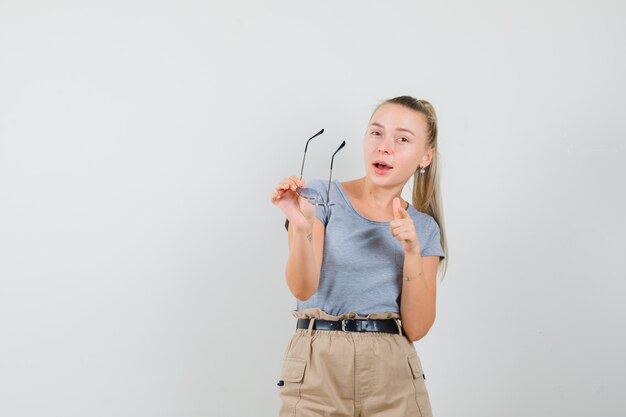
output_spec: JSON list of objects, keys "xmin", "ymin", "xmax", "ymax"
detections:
[
  {"xmin": 284, "ymin": 178, "xmax": 330, "ymax": 231},
  {"xmin": 419, "ymin": 217, "xmax": 445, "ymax": 260}
]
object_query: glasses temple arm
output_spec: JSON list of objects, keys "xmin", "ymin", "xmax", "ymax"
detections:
[
  {"xmin": 299, "ymin": 128, "xmax": 325, "ymax": 180},
  {"xmin": 326, "ymin": 140, "xmax": 346, "ymax": 202}
]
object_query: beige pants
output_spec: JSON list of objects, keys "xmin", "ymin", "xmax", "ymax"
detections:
[{"xmin": 278, "ymin": 309, "xmax": 433, "ymax": 417}]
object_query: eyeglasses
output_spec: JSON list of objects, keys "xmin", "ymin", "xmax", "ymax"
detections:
[{"xmin": 296, "ymin": 128, "xmax": 346, "ymax": 207}]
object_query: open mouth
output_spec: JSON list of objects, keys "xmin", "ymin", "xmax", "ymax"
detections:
[{"xmin": 373, "ymin": 162, "xmax": 393, "ymax": 170}]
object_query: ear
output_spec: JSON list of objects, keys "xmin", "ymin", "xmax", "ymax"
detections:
[{"xmin": 421, "ymin": 148, "xmax": 435, "ymax": 168}]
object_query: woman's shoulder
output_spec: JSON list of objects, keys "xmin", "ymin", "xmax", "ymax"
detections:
[
  {"xmin": 407, "ymin": 206, "xmax": 440, "ymax": 231},
  {"xmin": 304, "ymin": 178, "xmax": 330, "ymax": 193},
  {"xmin": 336, "ymin": 178, "xmax": 362, "ymax": 196},
  {"xmin": 306, "ymin": 178, "xmax": 353, "ymax": 193}
]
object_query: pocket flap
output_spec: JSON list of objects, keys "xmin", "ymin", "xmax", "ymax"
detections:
[
  {"xmin": 279, "ymin": 357, "xmax": 307, "ymax": 383},
  {"xmin": 407, "ymin": 354, "xmax": 424, "ymax": 380}
]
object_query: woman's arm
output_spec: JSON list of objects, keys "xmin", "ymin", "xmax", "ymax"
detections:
[
  {"xmin": 271, "ymin": 176, "xmax": 325, "ymax": 301},
  {"xmin": 399, "ymin": 253, "xmax": 439, "ymax": 342},
  {"xmin": 285, "ymin": 218, "xmax": 325, "ymax": 301}
]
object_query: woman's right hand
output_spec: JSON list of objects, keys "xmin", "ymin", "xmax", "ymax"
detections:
[{"xmin": 270, "ymin": 176, "xmax": 317, "ymax": 232}]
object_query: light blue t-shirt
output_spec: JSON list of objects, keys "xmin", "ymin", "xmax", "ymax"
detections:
[{"xmin": 288, "ymin": 178, "xmax": 445, "ymax": 316}]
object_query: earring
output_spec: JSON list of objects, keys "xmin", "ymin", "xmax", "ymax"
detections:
[{"xmin": 419, "ymin": 167, "xmax": 426, "ymax": 174}]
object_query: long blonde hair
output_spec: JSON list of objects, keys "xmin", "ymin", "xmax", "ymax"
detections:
[{"xmin": 376, "ymin": 96, "xmax": 448, "ymax": 281}]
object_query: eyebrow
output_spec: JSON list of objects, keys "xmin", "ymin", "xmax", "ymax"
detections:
[{"xmin": 369, "ymin": 122, "xmax": 415, "ymax": 136}]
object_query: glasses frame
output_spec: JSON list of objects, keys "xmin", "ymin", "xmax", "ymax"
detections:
[{"xmin": 296, "ymin": 129, "xmax": 346, "ymax": 208}]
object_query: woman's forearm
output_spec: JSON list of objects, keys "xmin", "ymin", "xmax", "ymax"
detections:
[
  {"xmin": 400, "ymin": 250, "xmax": 436, "ymax": 341},
  {"xmin": 285, "ymin": 226, "xmax": 321, "ymax": 301}
]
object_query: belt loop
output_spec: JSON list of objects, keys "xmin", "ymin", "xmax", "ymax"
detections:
[
  {"xmin": 307, "ymin": 318, "xmax": 316, "ymax": 335},
  {"xmin": 394, "ymin": 318, "xmax": 403, "ymax": 336}
]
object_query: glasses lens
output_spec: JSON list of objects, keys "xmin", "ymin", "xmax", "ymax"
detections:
[
  {"xmin": 296, "ymin": 186, "xmax": 322, "ymax": 202},
  {"xmin": 297, "ymin": 186, "xmax": 335, "ymax": 207}
]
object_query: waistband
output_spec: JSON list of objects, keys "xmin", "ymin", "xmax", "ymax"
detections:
[{"xmin": 292, "ymin": 308, "xmax": 401, "ymax": 321}]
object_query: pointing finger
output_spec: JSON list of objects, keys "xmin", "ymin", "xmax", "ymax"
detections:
[{"xmin": 393, "ymin": 197, "xmax": 401, "ymax": 220}]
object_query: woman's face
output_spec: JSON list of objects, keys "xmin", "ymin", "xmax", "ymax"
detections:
[{"xmin": 363, "ymin": 103, "xmax": 432, "ymax": 188}]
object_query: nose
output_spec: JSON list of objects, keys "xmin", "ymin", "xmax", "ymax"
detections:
[{"xmin": 377, "ymin": 136, "xmax": 393, "ymax": 154}]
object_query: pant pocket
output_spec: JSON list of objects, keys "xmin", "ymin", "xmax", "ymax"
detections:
[
  {"xmin": 408, "ymin": 353, "xmax": 433, "ymax": 417},
  {"xmin": 278, "ymin": 357, "xmax": 307, "ymax": 416},
  {"xmin": 280, "ymin": 357, "xmax": 307, "ymax": 383}
]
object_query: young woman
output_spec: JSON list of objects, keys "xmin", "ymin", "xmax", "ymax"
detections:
[{"xmin": 270, "ymin": 96, "xmax": 448, "ymax": 417}]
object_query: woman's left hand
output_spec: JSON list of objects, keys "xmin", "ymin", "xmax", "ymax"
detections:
[{"xmin": 389, "ymin": 197, "xmax": 421, "ymax": 254}]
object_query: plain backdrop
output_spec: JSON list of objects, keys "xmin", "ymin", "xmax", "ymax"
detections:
[{"xmin": 1, "ymin": 1, "xmax": 625, "ymax": 416}]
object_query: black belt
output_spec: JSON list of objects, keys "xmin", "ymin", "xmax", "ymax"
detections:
[{"xmin": 297, "ymin": 318, "xmax": 404, "ymax": 335}]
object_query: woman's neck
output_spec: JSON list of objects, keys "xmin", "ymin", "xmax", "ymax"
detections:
[{"xmin": 355, "ymin": 177, "xmax": 407, "ymax": 210}]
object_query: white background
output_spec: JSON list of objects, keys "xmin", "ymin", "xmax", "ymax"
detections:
[{"xmin": 1, "ymin": 1, "xmax": 625, "ymax": 416}]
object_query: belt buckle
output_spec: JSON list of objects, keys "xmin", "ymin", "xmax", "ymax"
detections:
[{"xmin": 341, "ymin": 319, "xmax": 350, "ymax": 332}]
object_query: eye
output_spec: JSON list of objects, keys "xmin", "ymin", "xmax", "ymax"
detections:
[
  {"xmin": 397, "ymin": 137, "xmax": 409, "ymax": 143},
  {"xmin": 370, "ymin": 130, "xmax": 382, "ymax": 136}
]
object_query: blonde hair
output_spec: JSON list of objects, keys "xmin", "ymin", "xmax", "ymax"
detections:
[{"xmin": 375, "ymin": 96, "xmax": 448, "ymax": 282}]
